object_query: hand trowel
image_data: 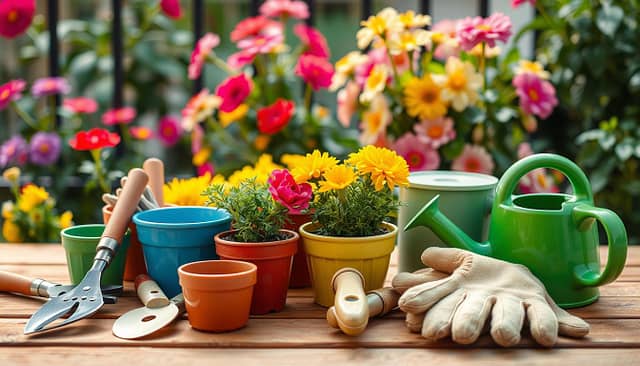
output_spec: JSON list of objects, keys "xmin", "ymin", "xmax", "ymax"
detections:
[{"xmin": 112, "ymin": 275, "xmax": 185, "ymax": 339}]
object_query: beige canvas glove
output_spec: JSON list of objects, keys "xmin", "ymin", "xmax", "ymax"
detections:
[{"xmin": 392, "ymin": 247, "xmax": 590, "ymax": 347}]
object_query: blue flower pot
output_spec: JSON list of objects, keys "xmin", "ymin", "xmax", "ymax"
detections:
[{"xmin": 133, "ymin": 206, "xmax": 231, "ymax": 297}]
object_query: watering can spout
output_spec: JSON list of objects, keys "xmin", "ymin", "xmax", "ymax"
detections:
[{"xmin": 404, "ymin": 195, "xmax": 492, "ymax": 257}]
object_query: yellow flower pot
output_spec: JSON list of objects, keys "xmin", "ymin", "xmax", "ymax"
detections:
[{"xmin": 299, "ymin": 222, "xmax": 397, "ymax": 307}]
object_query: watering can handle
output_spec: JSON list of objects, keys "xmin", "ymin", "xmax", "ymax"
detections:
[
  {"xmin": 495, "ymin": 153, "xmax": 593, "ymax": 206},
  {"xmin": 572, "ymin": 205, "xmax": 628, "ymax": 287}
]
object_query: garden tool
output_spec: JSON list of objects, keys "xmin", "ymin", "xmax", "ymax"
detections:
[
  {"xmin": 404, "ymin": 153, "xmax": 627, "ymax": 308},
  {"xmin": 112, "ymin": 275, "xmax": 184, "ymax": 339},
  {"xmin": 24, "ymin": 168, "xmax": 149, "ymax": 334},
  {"xmin": 0, "ymin": 270, "xmax": 122, "ymax": 304},
  {"xmin": 327, "ymin": 287, "xmax": 399, "ymax": 335},
  {"xmin": 392, "ymin": 247, "xmax": 590, "ymax": 347},
  {"xmin": 143, "ymin": 157, "xmax": 165, "ymax": 207}
]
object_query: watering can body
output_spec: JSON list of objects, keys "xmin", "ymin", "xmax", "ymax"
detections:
[{"xmin": 405, "ymin": 154, "xmax": 628, "ymax": 308}]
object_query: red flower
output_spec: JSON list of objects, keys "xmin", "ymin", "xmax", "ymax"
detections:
[
  {"xmin": 69, "ymin": 128, "xmax": 121, "ymax": 151},
  {"xmin": 102, "ymin": 107, "xmax": 136, "ymax": 125},
  {"xmin": 294, "ymin": 24, "xmax": 330, "ymax": 59},
  {"xmin": 295, "ymin": 54, "xmax": 334, "ymax": 91},
  {"xmin": 268, "ymin": 169, "xmax": 312, "ymax": 214},
  {"xmin": 0, "ymin": 79, "xmax": 26, "ymax": 111},
  {"xmin": 216, "ymin": 74, "xmax": 252, "ymax": 113},
  {"xmin": 160, "ymin": 0, "xmax": 181, "ymax": 19},
  {"xmin": 230, "ymin": 16, "xmax": 280, "ymax": 42},
  {"xmin": 63, "ymin": 97, "xmax": 98, "ymax": 114},
  {"xmin": 0, "ymin": 0, "xmax": 35, "ymax": 39},
  {"xmin": 257, "ymin": 99, "xmax": 295, "ymax": 135}
]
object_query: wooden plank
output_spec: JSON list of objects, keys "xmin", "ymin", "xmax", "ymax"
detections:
[
  {"xmin": 1, "ymin": 294, "xmax": 638, "ymax": 320},
  {"xmin": 2, "ymin": 347, "xmax": 640, "ymax": 366},
  {"xmin": 1, "ymin": 318, "xmax": 639, "ymax": 348}
]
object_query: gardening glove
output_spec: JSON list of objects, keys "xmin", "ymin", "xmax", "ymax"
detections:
[{"xmin": 392, "ymin": 247, "xmax": 590, "ymax": 347}]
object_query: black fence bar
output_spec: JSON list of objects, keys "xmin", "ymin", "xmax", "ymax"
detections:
[
  {"xmin": 361, "ymin": 0, "xmax": 372, "ymax": 20},
  {"xmin": 305, "ymin": 0, "xmax": 315, "ymax": 25},
  {"xmin": 479, "ymin": 0, "xmax": 490, "ymax": 17},
  {"xmin": 249, "ymin": 0, "xmax": 260, "ymax": 16},
  {"xmin": 419, "ymin": 0, "xmax": 431, "ymax": 16},
  {"xmin": 47, "ymin": 0, "xmax": 61, "ymax": 127},
  {"xmin": 111, "ymin": 0, "xmax": 125, "ymax": 156},
  {"xmin": 192, "ymin": 0, "xmax": 204, "ymax": 93}
]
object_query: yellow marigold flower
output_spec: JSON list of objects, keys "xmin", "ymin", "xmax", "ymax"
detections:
[
  {"xmin": 398, "ymin": 10, "xmax": 431, "ymax": 29},
  {"xmin": 163, "ymin": 173, "xmax": 212, "ymax": 206},
  {"xmin": 228, "ymin": 166, "xmax": 259, "ymax": 186},
  {"xmin": 2, "ymin": 167, "xmax": 20, "ymax": 185},
  {"xmin": 219, "ymin": 104, "xmax": 249, "ymax": 128},
  {"xmin": 291, "ymin": 150, "xmax": 339, "ymax": 184},
  {"xmin": 359, "ymin": 95, "xmax": 391, "ymax": 145},
  {"xmin": 357, "ymin": 7, "xmax": 403, "ymax": 49},
  {"xmin": 59, "ymin": 211, "xmax": 74, "ymax": 229},
  {"xmin": 254, "ymin": 154, "xmax": 283, "ymax": 176},
  {"xmin": 360, "ymin": 64, "xmax": 388, "ymax": 103},
  {"xmin": 404, "ymin": 75, "xmax": 448, "ymax": 120},
  {"xmin": 2, "ymin": 201, "xmax": 14, "ymax": 219},
  {"xmin": 2, "ymin": 219, "xmax": 22, "ymax": 243},
  {"xmin": 18, "ymin": 185, "xmax": 49, "ymax": 212},
  {"xmin": 254, "ymin": 135, "xmax": 271, "ymax": 151},
  {"xmin": 514, "ymin": 60, "xmax": 551, "ymax": 80},
  {"xmin": 192, "ymin": 147, "xmax": 212, "ymax": 167},
  {"xmin": 439, "ymin": 57, "xmax": 483, "ymax": 112},
  {"xmin": 318, "ymin": 165, "xmax": 356, "ymax": 192},
  {"xmin": 281, "ymin": 153, "xmax": 306, "ymax": 169},
  {"xmin": 388, "ymin": 29, "xmax": 431, "ymax": 55},
  {"xmin": 347, "ymin": 145, "xmax": 410, "ymax": 191}
]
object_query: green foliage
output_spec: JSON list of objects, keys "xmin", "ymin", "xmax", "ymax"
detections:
[
  {"xmin": 312, "ymin": 177, "xmax": 399, "ymax": 237},
  {"xmin": 203, "ymin": 179, "xmax": 288, "ymax": 243}
]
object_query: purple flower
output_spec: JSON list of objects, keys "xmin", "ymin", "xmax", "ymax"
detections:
[
  {"xmin": 0, "ymin": 135, "xmax": 29, "ymax": 167},
  {"xmin": 29, "ymin": 132, "xmax": 61, "ymax": 166},
  {"xmin": 31, "ymin": 77, "xmax": 71, "ymax": 97}
]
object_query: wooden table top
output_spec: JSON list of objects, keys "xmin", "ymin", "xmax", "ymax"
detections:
[{"xmin": 0, "ymin": 244, "xmax": 638, "ymax": 365}]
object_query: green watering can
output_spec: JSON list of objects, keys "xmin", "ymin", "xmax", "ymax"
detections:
[{"xmin": 405, "ymin": 153, "xmax": 628, "ymax": 308}]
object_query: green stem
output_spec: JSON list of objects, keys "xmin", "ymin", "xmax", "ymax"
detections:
[
  {"xmin": 384, "ymin": 45, "xmax": 400, "ymax": 88},
  {"xmin": 10, "ymin": 102, "xmax": 38, "ymax": 131},
  {"xmin": 91, "ymin": 149, "xmax": 110, "ymax": 193},
  {"xmin": 209, "ymin": 55, "xmax": 236, "ymax": 75},
  {"xmin": 303, "ymin": 83, "xmax": 313, "ymax": 122},
  {"xmin": 480, "ymin": 42, "xmax": 487, "ymax": 91}
]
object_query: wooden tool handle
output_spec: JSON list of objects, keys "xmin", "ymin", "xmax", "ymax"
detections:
[
  {"xmin": 330, "ymin": 268, "xmax": 368, "ymax": 336},
  {"xmin": 103, "ymin": 168, "xmax": 148, "ymax": 242},
  {"xmin": 134, "ymin": 274, "xmax": 170, "ymax": 308},
  {"xmin": 0, "ymin": 270, "xmax": 35, "ymax": 296},
  {"xmin": 143, "ymin": 158, "xmax": 164, "ymax": 207}
]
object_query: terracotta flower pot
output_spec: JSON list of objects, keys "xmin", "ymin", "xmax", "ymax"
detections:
[
  {"xmin": 178, "ymin": 260, "xmax": 257, "ymax": 332},
  {"xmin": 214, "ymin": 229, "xmax": 298, "ymax": 315},
  {"xmin": 285, "ymin": 212, "xmax": 312, "ymax": 288},
  {"xmin": 102, "ymin": 205, "xmax": 147, "ymax": 281},
  {"xmin": 300, "ymin": 222, "xmax": 397, "ymax": 307}
]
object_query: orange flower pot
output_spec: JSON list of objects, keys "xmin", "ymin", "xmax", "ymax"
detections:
[
  {"xmin": 285, "ymin": 213, "xmax": 312, "ymax": 288},
  {"xmin": 102, "ymin": 205, "xmax": 147, "ymax": 281},
  {"xmin": 214, "ymin": 229, "xmax": 298, "ymax": 315},
  {"xmin": 178, "ymin": 260, "xmax": 257, "ymax": 332}
]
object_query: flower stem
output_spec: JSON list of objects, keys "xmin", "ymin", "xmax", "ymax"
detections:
[
  {"xmin": 304, "ymin": 83, "xmax": 313, "ymax": 121},
  {"xmin": 480, "ymin": 42, "xmax": 487, "ymax": 91},
  {"xmin": 91, "ymin": 149, "xmax": 110, "ymax": 194},
  {"xmin": 10, "ymin": 102, "xmax": 38, "ymax": 131},
  {"xmin": 384, "ymin": 45, "xmax": 400, "ymax": 88},
  {"xmin": 210, "ymin": 55, "xmax": 235, "ymax": 75}
]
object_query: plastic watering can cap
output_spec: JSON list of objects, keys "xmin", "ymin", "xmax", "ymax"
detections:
[{"xmin": 408, "ymin": 171, "xmax": 498, "ymax": 191}]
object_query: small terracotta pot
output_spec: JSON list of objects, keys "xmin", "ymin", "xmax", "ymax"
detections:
[
  {"xmin": 285, "ymin": 213, "xmax": 312, "ymax": 288},
  {"xmin": 178, "ymin": 260, "xmax": 257, "ymax": 332},
  {"xmin": 214, "ymin": 229, "xmax": 298, "ymax": 315},
  {"xmin": 102, "ymin": 205, "xmax": 147, "ymax": 281}
]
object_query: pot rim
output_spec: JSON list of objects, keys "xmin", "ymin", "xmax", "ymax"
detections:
[
  {"xmin": 299, "ymin": 222, "xmax": 398, "ymax": 242},
  {"xmin": 214, "ymin": 229, "xmax": 299, "ymax": 246},
  {"xmin": 132, "ymin": 206, "xmax": 231, "ymax": 230},
  {"xmin": 178, "ymin": 259, "xmax": 257, "ymax": 279}
]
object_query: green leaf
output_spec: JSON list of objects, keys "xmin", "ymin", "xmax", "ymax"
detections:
[
  {"xmin": 576, "ymin": 130, "xmax": 605, "ymax": 144},
  {"xmin": 629, "ymin": 71, "xmax": 640, "ymax": 92},
  {"xmin": 615, "ymin": 139, "xmax": 635, "ymax": 161},
  {"xmin": 462, "ymin": 106, "xmax": 486, "ymax": 124},
  {"xmin": 577, "ymin": 141, "xmax": 602, "ymax": 168},
  {"xmin": 589, "ymin": 157, "xmax": 617, "ymax": 193},
  {"xmin": 495, "ymin": 107, "xmax": 518, "ymax": 123},
  {"xmin": 596, "ymin": 5, "xmax": 624, "ymax": 37},
  {"xmin": 483, "ymin": 90, "xmax": 499, "ymax": 103},
  {"xmin": 425, "ymin": 62, "xmax": 445, "ymax": 74},
  {"xmin": 441, "ymin": 139, "xmax": 464, "ymax": 161},
  {"xmin": 598, "ymin": 134, "xmax": 616, "ymax": 151}
]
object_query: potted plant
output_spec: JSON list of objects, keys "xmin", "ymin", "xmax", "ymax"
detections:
[
  {"xmin": 204, "ymin": 169, "xmax": 312, "ymax": 314},
  {"xmin": 289, "ymin": 145, "xmax": 410, "ymax": 307}
]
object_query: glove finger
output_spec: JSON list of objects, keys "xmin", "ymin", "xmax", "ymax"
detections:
[
  {"xmin": 451, "ymin": 293, "xmax": 494, "ymax": 344},
  {"xmin": 420, "ymin": 247, "xmax": 468, "ymax": 274},
  {"xmin": 490, "ymin": 296, "xmax": 525, "ymax": 347},
  {"xmin": 421, "ymin": 290, "xmax": 465, "ymax": 341},
  {"xmin": 525, "ymin": 298, "xmax": 559, "ymax": 347},
  {"xmin": 545, "ymin": 294, "xmax": 590, "ymax": 338},
  {"xmin": 398, "ymin": 276, "xmax": 458, "ymax": 314},
  {"xmin": 392, "ymin": 269, "xmax": 449, "ymax": 294},
  {"xmin": 405, "ymin": 312, "xmax": 425, "ymax": 333}
]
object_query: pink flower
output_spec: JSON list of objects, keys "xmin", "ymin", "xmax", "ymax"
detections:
[
  {"xmin": 0, "ymin": 79, "xmax": 26, "ymax": 111},
  {"xmin": 512, "ymin": 0, "xmax": 535, "ymax": 7},
  {"xmin": 517, "ymin": 142, "xmax": 534, "ymax": 159},
  {"xmin": 0, "ymin": 0, "xmax": 35, "ymax": 39},
  {"xmin": 294, "ymin": 24, "xmax": 330, "ymax": 59},
  {"xmin": 456, "ymin": 13, "xmax": 512, "ymax": 51},
  {"xmin": 157, "ymin": 116, "xmax": 182, "ymax": 147},
  {"xmin": 63, "ymin": 97, "xmax": 98, "ymax": 114},
  {"xmin": 337, "ymin": 81, "xmax": 359, "ymax": 128},
  {"xmin": 516, "ymin": 142, "xmax": 559, "ymax": 194},
  {"xmin": 451, "ymin": 144, "xmax": 495, "ymax": 175},
  {"xmin": 197, "ymin": 162, "xmax": 215, "ymax": 177},
  {"xmin": 392, "ymin": 133, "xmax": 440, "ymax": 172},
  {"xmin": 31, "ymin": 77, "xmax": 71, "ymax": 97},
  {"xmin": 227, "ymin": 50, "xmax": 257, "ymax": 70},
  {"xmin": 413, "ymin": 117, "xmax": 456, "ymax": 149},
  {"xmin": 102, "ymin": 107, "xmax": 136, "ymax": 125},
  {"xmin": 230, "ymin": 16, "xmax": 281, "ymax": 42},
  {"xmin": 259, "ymin": 0, "xmax": 309, "ymax": 20},
  {"xmin": 237, "ymin": 25, "xmax": 283, "ymax": 55},
  {"xmin": 160, "ymin": 0, "xmax": 181, "ymax": 19},
  {"xmin": 268, "ymin": 169, "xmax": 313, "ymax": 214},
  {"xmin": 354, "ymin": 48, "xmax": 387, "ymax": 87},
  {"xmin": 295, "ymin": 54, "xmax": 334, "ymax": 91},
  {"xmin": 216, "ymin": 74, "xmax": 252, "ymax": 113},
  {"xmin": 513, "ymin": 73, "xmax": 558, "ymax": 119},
  {"xmin": 188, "ymin": 33, "xmax": 220, "ymax": 80}
]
